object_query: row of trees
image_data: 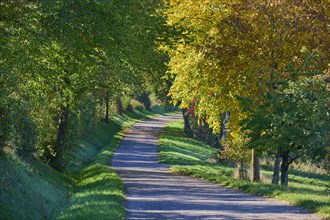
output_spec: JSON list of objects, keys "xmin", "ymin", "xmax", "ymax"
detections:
[
  {"xmin": 164, "ymin": 0, "xmax": 329, "ymax": 185},
  {"xmin": 0, "ymin": 0, "xmax": 167, "ymax": 170}
]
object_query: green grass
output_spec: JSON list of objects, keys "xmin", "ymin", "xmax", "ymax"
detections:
[
  {"xmin": 59, "ymin": 107, "xmax": 175, "ymax": 220},
  {"xmin": 0, "ymin": 106, "xmax": 175, "ymax": 220},
  {"xmin": 57, "ymin": 164, "xmax": 125, "ymax": 220},
  {"xmin": 0, "ymin": 154, "xmax": 72, "ymax": 219},
  {"xmin": 63, "ymin": 107, "xmax": 171, "ymax": 174},
  {"xmin": 159, "ymin": 119, "xmax": 330, "ymax": 219},
  {"xmin": 159, "ymin": 120, "xmax": 218, "ymax": 165}
]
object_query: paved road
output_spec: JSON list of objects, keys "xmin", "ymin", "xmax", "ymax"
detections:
[{"xmin": 111, "ymin": 114, "xmax": 320, "ymax": 220}]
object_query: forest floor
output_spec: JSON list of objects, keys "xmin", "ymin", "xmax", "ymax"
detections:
[{"xmin": 111, "ymin": 114, "xmax": 321, "ymax": 220}]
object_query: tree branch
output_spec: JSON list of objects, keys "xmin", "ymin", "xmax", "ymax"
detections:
[{"xmin": 288, "ymin": 153, "xmax": 303, "ymax": 165}]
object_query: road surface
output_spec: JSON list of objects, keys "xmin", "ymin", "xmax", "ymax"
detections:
[{"xmin": 111, "ymin": 114, "xmax": 320, "ymax": 220}]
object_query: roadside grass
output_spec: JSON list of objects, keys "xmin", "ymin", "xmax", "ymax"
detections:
[
  {"xmin": 59, "ymin": 107, "xmax": 175, "ymax": 220},
  {"xmin": 63, "ymin": 106, "xmax": 170, "ymax": 174},
  {"xmin": 159, "ymin": 119, "xmax": 330, "ymax": 219},
  {"xmin": 0, "ymin": 154, "xmax": 72, "ymax": 220},
  {"xmin": 159, "ymin": 120, "xmax": 218, "ymax": 165},
  {"xmin": 57, "ymin": 164, "xmax": 125, "ymax": 220},
  {"xmin": 0, "ymin": 106, "xmax": 175, "ymax": 220}
]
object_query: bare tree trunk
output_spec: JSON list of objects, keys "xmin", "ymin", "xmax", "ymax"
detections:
[
  {"xmin": 251, "ymin": 149, "xmax": 260, "ymax": 182},
  {"xmin": 105, "ymin": 92, "xmax": 110, "ymax": 123},
  {"xmin": 181, "ymin": 108, "xmax": 192, "ymax": 137},
  {"xmin": 281, "ymin": 153, "xmax": 289, "ymax": 186},
  {"xmin": 52, "ymin": 105, "xmax": 70, "ymax": 171},
  {"xmin": 272, "ymin": 156, "xmax": 281, "ymax": 185},
  {"xmin": 236, "ymin": 162, "xmax": 247, "ymax": 180}
]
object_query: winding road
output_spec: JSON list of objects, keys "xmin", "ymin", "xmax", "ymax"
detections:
[{"xmin": 111, "ymin": 114, "xmax": 320, "ymax": 220}]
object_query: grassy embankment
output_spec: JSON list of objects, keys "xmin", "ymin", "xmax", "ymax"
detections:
[
  {"xmin": 158, "ymin": 119, "xmax": 330, "ymax": 219},
  {"xmin": 0, "ymin": 106, "xmax": 173, "ymax": 220}
]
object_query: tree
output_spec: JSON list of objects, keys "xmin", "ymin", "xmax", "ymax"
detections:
[
  {"xmin": 1, "ymin": 0, "xmax": 168, "ymax": 169},
  {"xmin": 220, "ymin": 132, "xmax": 251, "ymax": 180},
  {"xmin": 241, "ymin": 77, "xmax": 330, "ymax": 186},
  {"xmin": 0, "ymin": 0, "xmax": 41, "ymax": 156},
  {"xmin": 165, "ymin": 0, "xmax": 329, "ymax": 182},
  {"xmin": 166, "ymin": 0, "xmax": 329, "ymax": 133}
]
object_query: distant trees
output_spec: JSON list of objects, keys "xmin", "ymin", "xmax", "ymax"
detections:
[
  {"xmin": 0, "ymin": 0, "xmax": 167, "ymax": 169},
  {"xmin": 164, "ymin": 0, "xmax": 329, "ymax": 184}
]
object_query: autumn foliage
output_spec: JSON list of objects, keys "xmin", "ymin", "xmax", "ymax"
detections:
[{"xmin": 165, "ymin": 0, "xmax": 329, "ymax": 184}]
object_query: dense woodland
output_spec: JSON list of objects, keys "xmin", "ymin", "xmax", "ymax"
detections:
[{"xmin": 0, "ymin": 0, "xmax": 329, "ymax": 218}]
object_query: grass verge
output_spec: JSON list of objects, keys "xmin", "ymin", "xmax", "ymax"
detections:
[
  {"xmin": 0, "ymin": 154, "xmax": 72, "ymax": 219},
  {"xmin": 59, "ymin": 107, "xmax": 175, "ymax": 220},
  {"xmin": 159, "ymin": 120, "xmax": 218, "ymax": 165},
  {"xmin": 159, "ymin": 119, "xmax": 330, "ymax": 219}
]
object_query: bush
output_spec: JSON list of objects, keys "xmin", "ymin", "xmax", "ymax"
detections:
[
  {"xmin": 129, "ymin": 99, "xmax": 144, "ymax": 111},
  {"xmin": 135, "ymin": 92, "xmax": 151, "ymax": 111}
]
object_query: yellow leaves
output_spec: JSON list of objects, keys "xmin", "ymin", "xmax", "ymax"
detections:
[
  {"xmin": 165, "ymin": 0, "xmax": 329, "ymax": 142},
  {"xmin": 300, "ymin": 46, "xmax": 309, "ymax": 54},
  {"xmin": 208, "ymin": 27, "xmax": 219, "ymax": 37}
]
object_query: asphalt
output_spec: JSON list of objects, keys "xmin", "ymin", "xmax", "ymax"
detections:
[{"xmin": 111, "ymin": 114, "xmax": 321, "ymax": 220}]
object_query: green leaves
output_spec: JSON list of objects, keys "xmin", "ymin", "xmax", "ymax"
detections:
[
  {"xmin": 241, "ymin": 77, "xmax": 330, "ymax": 169},
  {"xmin": 1, "ymin": 0, "xmax": 167, "ymax": 164}
]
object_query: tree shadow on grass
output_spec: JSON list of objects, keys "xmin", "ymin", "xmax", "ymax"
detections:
[{"xmin": 58, "ymin": 164, "xmax": 125, "ymax": 219}]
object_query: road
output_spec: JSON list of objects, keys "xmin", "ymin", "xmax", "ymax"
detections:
[{"xmin": 111, "ymin": 114, "xmax": 320, "ymax": 220}]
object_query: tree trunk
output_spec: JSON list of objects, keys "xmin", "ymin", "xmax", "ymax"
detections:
[
  {"xmin": 280, "ymin": 153, "xmax": 289, "ymax": 186},
  {"xmin": 105, "ymin": 92, "xmax": 110, "ymax": 124},
  {"xmin": 236, "ymin": 162, "xmax": 247, "ymax": 180},
  {"xmin": 116, "ymin": 96, "xmax": 123, "ymax": 115},
  {"xmin": 181, "ymin": 108, "xmax": 192, "ymax": 137},
  {"xmin": 52, "ymin": 105, "xmax": 70, "ymax": 171},
  {"xmin": 251, "ymin": 149, "xmax": 260, "ymax": 182},
  {"xmin": 220, "ymin": 111, "xmax": 230, "ymax": 139},
  {"xmin": 272, "ymin": 156, "xmax": 281, "ymax": 185}
]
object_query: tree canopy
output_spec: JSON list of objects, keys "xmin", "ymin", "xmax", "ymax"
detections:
[
  {"xmin": 1, "ymin": 0, "xmax": 329, "ymax": 184},
  {"xmin": 166, "ymin": 0, "xmax": 329, "ymax": 134},
  {"xmin": 164, "ymin": 0, "xmax": 330, "ymax": 184},
  {"xmin": 0, "ymin": 0, "xmax": 167, "ymax": 169}
]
